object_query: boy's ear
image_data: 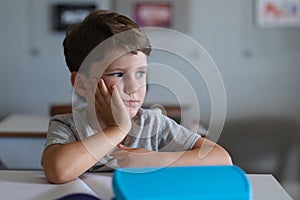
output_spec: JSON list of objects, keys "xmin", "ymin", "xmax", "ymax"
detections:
[{"xmin": 71, "ymin": 72, "xmax": 88, "ymax": 96}]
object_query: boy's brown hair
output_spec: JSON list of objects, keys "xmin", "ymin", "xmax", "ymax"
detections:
[{"xmin": 63, "ymin": 9, "xmax": 151, "ymax": 73}]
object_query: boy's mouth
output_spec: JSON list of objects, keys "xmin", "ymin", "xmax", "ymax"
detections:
[{"xmin": 123, "ymin": 100, "xmax": 139, "ymax": 107}]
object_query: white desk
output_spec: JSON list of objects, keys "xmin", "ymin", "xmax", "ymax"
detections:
[
  {"xmin": 0, "ymin": 114, "xmax": 50, "ymax": 169},
  {"xmin": 0, "ymin": 114, "xmax": 49, "ymax": 137},
  {"xmin": 0, "ymin": 170, "xmax": 293, "ymax": 200}
]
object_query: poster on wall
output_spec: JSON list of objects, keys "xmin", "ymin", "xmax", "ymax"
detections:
[
  {"xmin": 256, "ymin": 0, "xmax": 300, "ymax": 27},
  {"xmin": 133, "ymin": 2, "xmax": 173, "ymax": 27},
  {"xmin": 52, "ymin": 3, "xmax": 96, "ymax": 31}
]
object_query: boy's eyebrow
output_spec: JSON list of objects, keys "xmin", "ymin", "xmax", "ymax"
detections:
[
  {"xmin": 136, "ymin": 65, "xmax": 147, "ymax": 70},
  {"xmin": 105, "ymin": 67, "xmax": 124, "ymax": 72},
  {"xmin": 105, "ymin": 65, "xmax": 147, "ymax": 72}
]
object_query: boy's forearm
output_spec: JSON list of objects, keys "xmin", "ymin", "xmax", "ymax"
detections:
[
  {"xmin": 42, "ymin": 141, "xmax": 97, "ymax": 184},
  {"xmin": 42, "ymin": 126, "xmax": 126, "ymax": 184},
  {"xmin": 83, "ymin": 126, "xmax": 126, "ymax": 159},
  {"xmin": 157, "ymin": 146, "xmax": 232, "ymax": 167},
  {"xmin": 150, "ymin": 144, "xmax": 232, "ymax": 167},
  {"xmin": 113, "ymin": 138, "xmax": 232, "ymax": 168}
]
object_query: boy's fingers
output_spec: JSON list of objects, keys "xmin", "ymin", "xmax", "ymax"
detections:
[
  {"xmin": 96, "ymin": 79, "xmax": 110, "ymax": 105},
  {"xmin": 99, "ymin": 79, "xmax": 109, "ymax": 96},
  {"xmin": 118, "ymin": 144, "xmax": 136, "ymax": 151},
  {"xmin": 112, "ymin": 150, "xmax": 126, "ymax": 160},
  {"xmin": 118, "ymin": 144, "xmax": 128, "ymax": 149},
  {"xmin": 111, "ymin": 86, "xmax": 125, "ymax": 108}
]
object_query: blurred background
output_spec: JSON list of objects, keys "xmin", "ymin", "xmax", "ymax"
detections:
[{"xmin": 0, "ymin": 0, "xmax": 299, "ymax": 198}]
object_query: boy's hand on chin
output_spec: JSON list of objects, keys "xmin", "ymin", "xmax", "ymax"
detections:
[{"xmin": 95, "ymin": 79, "xmax": 131, "ymax": 133}]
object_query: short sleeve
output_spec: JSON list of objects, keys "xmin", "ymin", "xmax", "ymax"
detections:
[
  {"xmin": 44, "ymin": 115, "xmax": 77, "ymax": 149},
  {"xmin": 158, "ymin": 114, "xmax": 201, "ymax": 152}
]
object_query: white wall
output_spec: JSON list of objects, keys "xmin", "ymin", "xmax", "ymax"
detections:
[
  {"xmin": 0, "ymin": 0, "xmax": 111, "ymax": 115},
  {"xmin": 189, "ymin": 0, "xmax": 300, "ymax": 123},
  {"xmin": 0, "ymin": 0, "xmax": 300, "ymax": 124},
  {"xmin": 0, "ymin": 0, "xmax": 112, "ymax": 170}
]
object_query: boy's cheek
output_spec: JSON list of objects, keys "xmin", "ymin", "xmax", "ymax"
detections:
[
  {"xmin": 101, "ymin": 78, "xmax": 116, "ymax": 94},
  {"xmin": 139, "ymin": 85, "xmax": 147, "ymax": 94}
]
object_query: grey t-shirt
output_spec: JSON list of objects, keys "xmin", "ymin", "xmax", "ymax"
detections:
[{"xmin": 45, "ymin": 108, "xmax": 201, "ymax": 171}]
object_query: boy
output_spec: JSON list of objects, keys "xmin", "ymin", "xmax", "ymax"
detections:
[{"xmin": 42, "ymin": 9, "xmax": 232, "ymax": 184}]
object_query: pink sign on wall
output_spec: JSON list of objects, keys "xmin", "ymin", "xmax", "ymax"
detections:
[
  {"xmin": 256, "ymin": 0, "xmax": 300, "ymax": 27},
  {"xmin": 134, "ymin": 2, "xmax": 173, "ymax": 27}
]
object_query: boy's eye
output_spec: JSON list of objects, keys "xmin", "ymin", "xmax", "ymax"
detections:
[
  {"xmin": 110, "ymin": 72, "xmax": 123, "ymax": 77},
  {"xmin": 136, "ymin": 71, "xmax": 146, "ymax": 78}
]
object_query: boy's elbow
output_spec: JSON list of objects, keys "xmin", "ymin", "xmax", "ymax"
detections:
[
  {"xmin": 43, "ymin": 161, "xmax": 74, "ymax": 184},
  {"xmin": 45, "ymin": 173, "xmax": 67, "ymax": 184},
  {"xmin": 42, "ymin": 155, "xmax": 74, "ymax": 184},
  {"xmin": 219, "ymin": 146, "xmax": 233, "ymax": 165},
  {"xmin": 223, "ymin": 150, "xmax": 233, "ymax": 165}
]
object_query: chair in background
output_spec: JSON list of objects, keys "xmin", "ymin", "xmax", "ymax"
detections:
[{"xmin": 49, "ymin": 104, "xmax": 72, "ymax": 116}]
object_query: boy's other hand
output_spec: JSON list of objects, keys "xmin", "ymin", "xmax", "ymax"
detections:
[
  {"xmin": 95, "ymin": 79, "xmax": 131, "ymax": 133},
  {"xmin": 113, "ymin": 144, "xmax": 156, "ymax": 167}
]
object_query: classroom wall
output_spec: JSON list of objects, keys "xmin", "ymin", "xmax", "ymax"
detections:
[
  {"xmin": 1, "ymin": 2, "xmax": 300, "ymax": 196},
  {"xmin": 0, "ymin": 0, "xmax": 111, "ymax": 116},
  {"xmin": 189, "ymin": 0, "xmax": 300, "ymax": 124},
  {"xmin": 0, "ymin": 0, "xmax": 300, "ymax": 123}
]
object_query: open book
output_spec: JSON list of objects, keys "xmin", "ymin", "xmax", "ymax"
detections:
[
  {"xmin": 54, "ymin": 172, "xmax": 115, "ymax": 200},
  {"xmin": 0, "ymin": 171, "xmax": 114, "ymax": 200},
  {"xmin": 78, "ymin": 172, "xmax": 114, "ymax": 200}
]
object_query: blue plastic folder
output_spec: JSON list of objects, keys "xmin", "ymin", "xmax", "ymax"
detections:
[{"xmin": 112, "ymin": 165, "xmax": 252, "ymax": 200}]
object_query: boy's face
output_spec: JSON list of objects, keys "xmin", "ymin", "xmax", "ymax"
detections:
[{"xmin": 92, "ymin": 51, "xmax": 148, "ymax": 118}]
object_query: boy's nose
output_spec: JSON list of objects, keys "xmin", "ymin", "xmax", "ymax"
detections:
[
  {"xmin": 124, "ymin": 78, "xmax": 138, "ymax": 94},
  {"xmin": 123, "ymin": 74, "xmax": 139, "ymax": 94}
]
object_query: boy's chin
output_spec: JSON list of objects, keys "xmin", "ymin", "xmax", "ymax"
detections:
[{"xmin": 128, "ymin": 109, "xmax": 139, "ymax": 118}]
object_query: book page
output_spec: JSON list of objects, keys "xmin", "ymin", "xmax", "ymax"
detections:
[
  {"xmin": 80, "ymin": 172, "xmax": 115, "ymax": 200},
  {"xmin": 0, "ymin": 170, "xmax": 99, "ymax": 200}
]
